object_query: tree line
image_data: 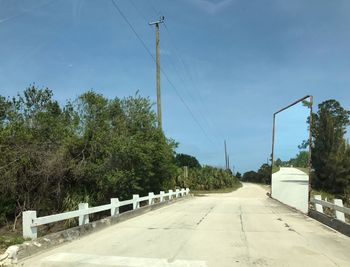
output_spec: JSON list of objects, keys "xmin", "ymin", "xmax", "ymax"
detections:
[
  {"xmin": 0, "ymin": 86, "xmax": 239, "ymax": 227},
  {"xmin": 175, "ymin": 153, "xmax": 240, "ymax": 191}
]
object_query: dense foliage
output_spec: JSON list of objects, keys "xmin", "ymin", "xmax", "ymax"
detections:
[
  {"xmin": 0, "ymin": 86, "xmax": 177, "ymax": 225},
  {"xmin": 175, "ymin": 153, "xmax": 201, "ymax": 169},
  {"xmin": 177, "ymin": 165, "xmax": 240, "ymax": 190},
  {"xmin": 310, "ymin": 100, "xmax": 350, "ymax": 201},
  {"xmin": 241, "ymin": 163, "xmax": 271, "ymax": 184},
  {"xmin": 274, "ymin": 151, "xmax": 309, "ymax": 168},
  {"xmin": 0, "ymin": 86, "xmax": 242, "ymax": 227}
]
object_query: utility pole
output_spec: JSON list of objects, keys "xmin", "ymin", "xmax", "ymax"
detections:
[
  {"xmin": 227, "ymin": 154, "xmax": 230, "ymax": 171},
  {"xmin": 224, "ymin": 140, "xmax": 228, "ymax": 170},
  {"xmin": 149, "ymin": 16, "xmax": 165, "ymax": 129}
]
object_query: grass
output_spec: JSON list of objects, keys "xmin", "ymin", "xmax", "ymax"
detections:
[
  {"xmin": 0, "ymin": 229, "xmax": 30, "ymax": 253},
  {"xmin": 191, "ymin": 182, "xmax": 242, "ymax": 196}
]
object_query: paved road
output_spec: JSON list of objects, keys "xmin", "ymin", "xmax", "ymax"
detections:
[
  {"xmin": 20, "ymin": 183, "xmax": 350, "ymax": 267},
  {"xmin": 271, "ymin": 167, "xmax": 309, "ymax": 213}
]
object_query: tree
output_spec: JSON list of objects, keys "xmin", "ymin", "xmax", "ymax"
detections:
[
  {"xmin": 236, "ymin": 172, "xmax": 242, "ymax": 179},
  {"xmin": 242, "ymin": 171, "xmax": 259, "ymax": 183},
  {"xmin": 175, "ymin": 153, "xmax": 201, "ymax": 169},
  {"xmin": 289, "ymin": 151, "xmax": 308, "ymax": 168},
  {"xmin": 0, "ymin": 87, "xmax": 179, "ymax": 226},
  {"xmin": 257, "ymin": 163, "xmax": 271, "ymax": 184},
  {"xmin": 311, "ymin": 100, "xmax": 350, "ymax": 198}
]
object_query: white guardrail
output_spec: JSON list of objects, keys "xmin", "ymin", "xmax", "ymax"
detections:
[
  {"xmin": 23, "ymin": 188, "xmax": 190, "ymax": 239},
  {"xmin": 310, "ymin": 195, "xmax": 350, "ymax": 222}
]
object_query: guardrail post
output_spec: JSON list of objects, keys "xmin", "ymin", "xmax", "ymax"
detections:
[
  {"xmin": 111, "ymin": 198, "xmax": 119, "ymax": 216},
  {"xmin": 148, "ymin": 192, "xmax": 154, "ymax": 205},
  {"xmin": 314, "ymin": 195, "xmax": 323, "ymax": 213},
  {"xmin": 79, "ymin": 203, "xmax": 89, "ymax": 226},
  {"xmin": 181, "ymin": 188, "xmax": 185, "ymax": 196},
  {"xmin": 176, "ymin": 189, "xmax": 180, "ymax": 198},
  {"xmin": 23, "ymin": 210, "xmax": 37, "ymax": 239},
  {"xmin": 133, "ymin": 194, "xmax": 139, "ymax": 209},
  {"xmin": 186, "ymin": 188, "xmax": 190, "ymax": 195},
  {"xmin": 169, "ymin": 190, "xmax": 173, "ymax": 200},
  {"xmin": 160, "ymin": 191, "xmax": 165, "ymax": 202},
  {"xmin": 334, "ymin": 199, "xmax": 345, "ymax": 222}
]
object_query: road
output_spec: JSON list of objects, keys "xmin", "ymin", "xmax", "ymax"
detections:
[
  {"xmin": 271, "ymin": 167, "xmax": 309, "ymax": 213},
  {"xmin": 20, "ymin": 183, "xmax": 350, "ymax": 267}
]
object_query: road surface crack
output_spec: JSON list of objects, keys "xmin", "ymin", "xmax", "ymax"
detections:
[
  {"xmin": 196, "ymin": 205, "xmax": 215, "ymax": 225},
  {"xmin": 239, "ymin": 205, "xmax": 252, "ymax": 266}
]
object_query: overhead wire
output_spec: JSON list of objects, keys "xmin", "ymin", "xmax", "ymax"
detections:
[
  {"xmin": 162, "ymin": 21, "xmax": 224, "ymax": 142},
  {"xmin": 126, "ymin": 0, "xmax": 222, "ymax": 145},
  {"xmin": 110, "ymin": 0, "xmax": 215, "ymax": 144},
  {"xmin": 145, "ymin": 2, "xmax": 224, "ymax": 144}
]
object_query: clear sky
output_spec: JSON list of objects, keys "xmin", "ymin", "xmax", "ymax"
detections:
[
  {"xmin": 1, "ymin": 0, "xmax": 350, "ymax": 173},
  {"xmin": 274, "ymin": 100, "xmax": 310, "ymax": 162}
]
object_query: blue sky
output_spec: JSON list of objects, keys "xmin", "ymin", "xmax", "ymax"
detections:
[
  {"xmin": 1, "ymin": 0, "xmax": 350, "ymax": 173},
  {"xmin": 274, "ymin": 100, "xmax": 310, "ymax": 161}
]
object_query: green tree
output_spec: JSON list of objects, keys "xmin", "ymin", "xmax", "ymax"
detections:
[
  {"xmin": 242, "ymin": 171, "xmax": 259, "ymax": 183},
  {"xmin": 311, "ymin": 100, "xmax": 350, "ymax": 198},
  {"xmin": 257, "ymin": 163, "xmax": 271, "ymax": 184},
  {"xmin": 0, "ymin": 87, "xmax": 179, "ymax": 227},
  {"xmin": 175, "ymin": 153, "xmax": 201, "ymax": 169}
]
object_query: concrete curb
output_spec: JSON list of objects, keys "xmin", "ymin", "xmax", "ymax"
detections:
[
  {"xmin": 2, "ymin": 195, "xmax": 192, "ymax": 265},
  {"xmin": 308, "ymin": 209, "xmax": 350, "ymax": 237}
]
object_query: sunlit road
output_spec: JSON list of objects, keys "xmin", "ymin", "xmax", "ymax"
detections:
[
  {"xmin": 271, "ymin": 167, "xmax": 309, "ymax": 213},
  {"xmin": 20, "ymin": 183, "xmax": 350, "ymax": 267}
]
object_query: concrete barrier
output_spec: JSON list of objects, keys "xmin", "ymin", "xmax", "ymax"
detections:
[
  {"xmin": 11, "ymin": 191, "xmax": 193, "ymax": 262},
  {"xmin": 22, "ymin": 188, "xmax": 190, "ymax": 239}
]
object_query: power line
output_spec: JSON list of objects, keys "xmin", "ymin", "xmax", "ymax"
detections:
[
  {"xmin": 110, "ymin": 0, "xmax": 215, "ymax": 144},
  {"xmin": 138, "ymin": 0, "xmax": 223, "ymax": 143},
  {"xmin": 162, "ymin": 22, "xmax": 222, "ymax": 142},
  {"xmin": 127, "ymin": 1, "xmax": 221, "ymax": 144},
  {"xmin": 163, "ymin": 21, "xmax": 226, "ymax": 140}
]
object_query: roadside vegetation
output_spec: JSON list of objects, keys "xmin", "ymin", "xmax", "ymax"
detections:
[
  {"xmin": 308, "ymin": 100, "xmax": 350, "ymax": 205},
  {"xmin": 174, "ymin": 153, "xmax": 241, "ymax": 192},
  {"xmin": 0, "ymin": 86, "xmax": 240, "ymax": 247},
  {"xmin": 240, "ymin": 163, "xmax": 271, "ymax": 184}
]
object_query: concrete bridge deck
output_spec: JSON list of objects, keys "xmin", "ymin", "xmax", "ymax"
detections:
[{"xmin": 20, "ymin": 183, "xmax": 350, "ymax": 267}]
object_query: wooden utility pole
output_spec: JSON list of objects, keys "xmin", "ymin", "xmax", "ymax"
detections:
[
  {"xmin": 149, "ymin": 16, "xmax": 165, "ymax": 129},
  {"xmin": 224, "ymin": 140, "xmax": 228, "ymax": 170},
  {"xmin": 227, "ymin": 154, "xmax": 230, "ymax": 171}
]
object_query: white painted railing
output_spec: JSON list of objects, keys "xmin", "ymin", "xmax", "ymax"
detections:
[
  {"xmin": 310, "ymin": 195, "xmax": 350, "ymax": 223},
  {"xmin": 23, "ymin": 188, "xmax": 190, "ymax": 239}
]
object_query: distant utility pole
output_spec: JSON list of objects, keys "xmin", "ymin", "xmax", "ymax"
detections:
[
  {"xmin": 227, "ymin": 154, "xmax": 230, "ymax": 171},
  {"xmin": 224, "ymin": 140, "xmax": 228, "ymax": 170},
  {"xmin": 149, "ymin": 16, "xmax": 165, "ymax": 129}
]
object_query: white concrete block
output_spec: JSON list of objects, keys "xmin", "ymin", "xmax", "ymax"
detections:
[
  {"xmin": 111, "ymin": 198, "xmax": 119, "ymax": 216},
  {"xmin": 148, "ymin": 192, "xmax": 154, "ymax": 205},
  {"xmin": 160, "ymin": 191, "xmax": 165, "ymax": 202},
  {"xmin": 334, "ymin": 199, "xmax": 345, "ymax": 222},
  {"xmin": 314, "ymin": 195, "xmax": 323, "ymax": 213},
  {"xmin": 78, "ymin": 203, "xmax": 89, "ymax": 226},
  {"xmin": 23, "ymin": 210, "xmax": 37, "ymax": 239},
  {"xmin": 133, "ymin": 194, "xmax": 140, "ymax": 209}
]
